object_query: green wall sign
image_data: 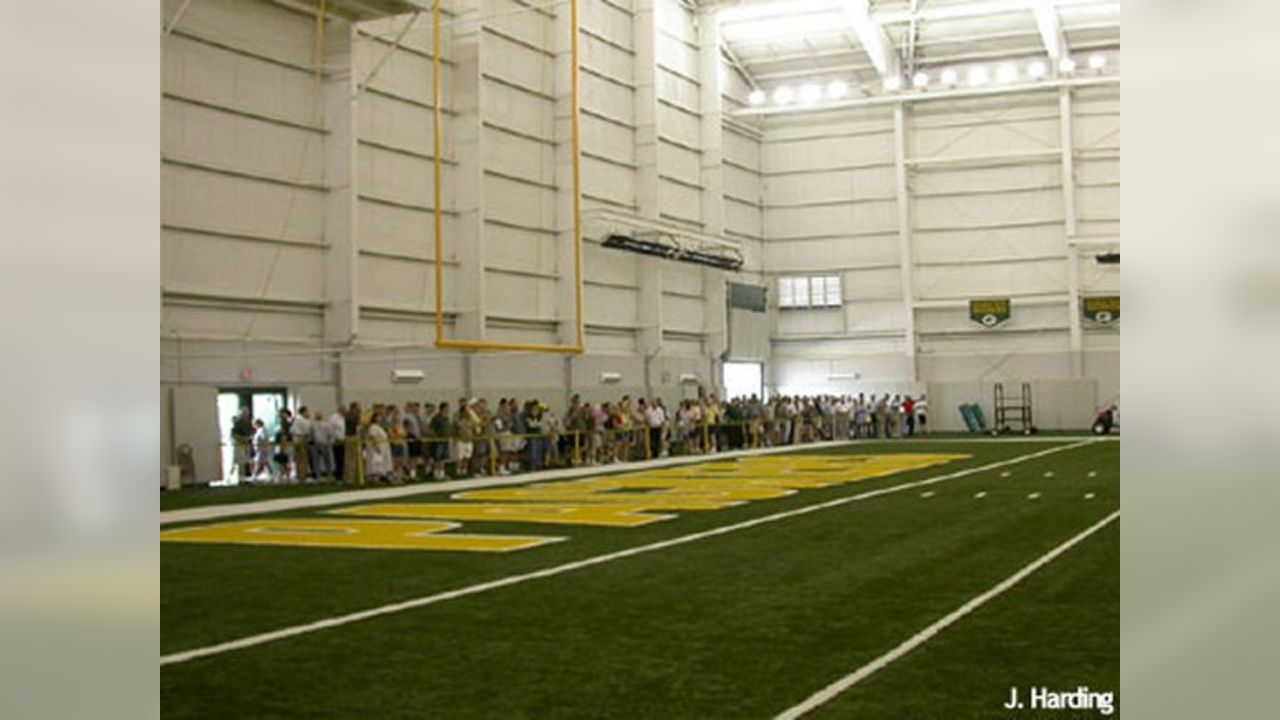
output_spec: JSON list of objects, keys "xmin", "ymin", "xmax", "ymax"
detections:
[
  {"xmin": 970, "ymin": 299, "xmax": 1011, "ymax": 328},
  {"xmin": 1083, "ymin": 296, "xmax": 1120, "ymax": 324}
]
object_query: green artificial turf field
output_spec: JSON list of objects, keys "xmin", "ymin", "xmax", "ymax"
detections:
[{"xmin": 161, "ymin": 438, "xmax": 1119, "ymax": 718}]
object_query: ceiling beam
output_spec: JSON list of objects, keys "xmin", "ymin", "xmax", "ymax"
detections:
[
  {"xmin": 1031, "ymin": 1, "xmax": 1068, "ymax": 61},
  {"xmin": 842, "ymin": 0, "xmax": 900, "ymax": 80},
  {"xmin": 874, "ymin": 0, "xmax": 1114, "ymax": 25}
]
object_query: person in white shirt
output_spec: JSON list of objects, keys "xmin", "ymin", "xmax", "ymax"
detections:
[
  {"xmin": 326, "ymin": 410, "xmax": 347, "ymax": 482},
  {"xmin": 292, "ymin": 408, "xmax": 314, "ymax": 480},
  {"xmin": 364, "ymin": 411, "xmax": 392, "ymax": 483},
  {"xmin": 645, "ymin": 400, "xmax": 667, "ymax": 458}
]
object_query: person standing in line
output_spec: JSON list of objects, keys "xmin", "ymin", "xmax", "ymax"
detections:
[
  {"xmin": 251, "ymin": 418, "xmax": 271, "ymax": 481},
  {"xmin": 363, "ymin": 411, "xmax": 392, "ymax": 484},
  {"xmin": 276, "ymin": 408, "xmax": 295, "ymax": 481},
  {"xmin": 645, "ymin": 398, "xmax": 665, "ymax": 458},
  {"xmin": 429, "ymin": 401, "xmax": 451, "ymax": 481},
  {"xmin": 292, "ymin": 407, "xmax": 313, "ymax": 481},
  {"xmin": 903, "ymin": 395, "xmax": 917, "ymax": 437},
  {"xmin": 916, "ymin": 394, "xmax": 929, "ymax": 435},
  {"xmin": 454, "ymin": 399, "xmax": 481, "ymax": 478},
  {"xmin": 404, "ymin": 401, "xmax": 423, "ymax": 481},
  {"xmin": 310, "ymin": 408, "xmax": 333, "ymax": 480},
  {"xmin": 327, "ymin": 407, "xmax": 346, "ymax": 482},
  {"xmin": 888, "ymin": 395, "xmax": 902, "ymax": 439},
  {"xmin": 873, "ymin": 395, "xmax": 887, "ymax": 439},
  {"xmin": 230, "ymin": 407, "xmax": 254, "ymax": 483}
]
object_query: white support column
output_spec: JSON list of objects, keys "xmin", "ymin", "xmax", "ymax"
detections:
[
  {"xmin": 634, "ymin": 0, "xmax": 660, "ymax": 219},
  {"xmin": 451, "ymin": 7, "xmax": 485, "ymax": 340},
  {"xmin": 699, "ymin": 9, "xmax": 728, "ymax": 364},
  {"xmin": 323, "ymin": 21, "xmax": 358, "ymax": 345},
  {"xmin": 892, "ymin": 104, "xmax": 918, "ymax": 380},
  {"xmin": 1059, "ymin": 86, "xmax": 1084, "ymax": 377},
  {"xmin": 554, "ymin": 1, "xmax": 578, "ymax": 345},
  {"xmin": 632, "ymin": 0, "xmax": 664, "ymax": 358}
]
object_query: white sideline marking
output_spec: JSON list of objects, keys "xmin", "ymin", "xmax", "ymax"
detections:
[
  {"xmin": 1043, "ymin": 471, "xmax": 1055, "ymax": 478},
  {"xmin": 774, "ymin": 509, "xmax": 1120, "ymax": 720},
  {"xmin": 1000, "ymin": 471, "xmax": 1012, "ymax": 478},
  {"xmin": 919, "ymin": 491, "xmax": 935, "ymax": 499},
  {"xmin": 973, "ymin": 492, "xmax": 987, "ymax": 499},
  {"xmin": 1028, "ymin": 492, "xmax": 1042, "ymax": 500},
  {"xmin": 1088, "ymin": 471, "xmax": 1098, "ymax": 478},
  {"xmin": 161, "ymin": 440, "xmax": 1099, "ymax": 668},
  {"xmin": 1084, "ymin": 493, "xmax": 1096, "ymax": 500}
]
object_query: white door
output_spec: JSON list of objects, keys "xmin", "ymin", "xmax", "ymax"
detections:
[{"xmin": 723, "ymin": 362, "xmax": 763, "ymax": 401}]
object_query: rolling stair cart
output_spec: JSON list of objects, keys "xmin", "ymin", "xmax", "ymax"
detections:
[{"xmin": 993, "ymin": 382, "xmax": 1036, "ymax": 435}]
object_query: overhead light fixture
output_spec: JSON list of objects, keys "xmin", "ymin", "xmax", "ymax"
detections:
[
  {"xmin": 912, "ymin": 71, "xmax": 929, "ymax": 89},
  {"xmin": 1089, "ymin": 53, "xmax": 1108, "ymax": 70},
  {"xmin": 967, "ymin": 66, "xmax": 990, "ymax": 86},
  {"xmin": 940, "ymin": 68, "xmax": 959, "ymax": 86},
  {"xmin": 799, "ymin": 83, "xmax": 823, "ymax": 104},
  {"xmin": 602, "ymin": 234, "xmax": 744, "ymax": 271},
  {"xmin": 1059, "ymin": 57, "xmax": 1077, "ymax": 74},
  {"xmin": 826, "ymin": 80, "xmax": 849, "ymax": 99},
  {"xmin": 883, "ymin": 76, "xmax": 902, "ymax": 92},
  {"xmin": 1027, "ymin": 60, "xmax": 1047, "ymax": 79},
  {"xmin": 748, "ymin": 89, "xmax": 766, "ymax": 106},
  {"xmin": 773, "ymin": 86, "xmax": 794, "ymax": 104},
  {"xmin": 997, "ymin": 63, "xmax": 1018, "ymax": 84}
]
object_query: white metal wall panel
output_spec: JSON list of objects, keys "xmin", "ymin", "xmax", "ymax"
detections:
[
  {"xmin": 162, "ymin": 163, "xmax": 324, "ymax": 244},
  {"xmin": 163, "ymin": 230, "xmax": 325, "ymax": 301},
  {"xmin": 358, "ymin": 255, "xmax": 450, "ymax": 314},
  {"xmin": 163, "ymin": 35, "xmax": 320, "ymax": 128},
  {"xmin": 914, "ymin": 258, "xmax": 1067, "ymax": 299},
  {"xmin": 162, "ymin": 99, "xmax": 323, "ymax": 184}
]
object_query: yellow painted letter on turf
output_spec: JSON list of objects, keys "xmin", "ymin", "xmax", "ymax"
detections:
[
  {"xmin": 332, "ymin": 503, "xmax": 677, "ymax": 528},
  {"xmin": 161, "ymin": 519, "xmax": 562, "ymax": 553}
]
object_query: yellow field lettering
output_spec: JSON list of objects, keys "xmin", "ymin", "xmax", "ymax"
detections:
[
  {"xmin": 160, "ymin": 519, "xmax": 562, "ymax": 553},
  {"xmin": 332, "ymin": 503, "xmax": 676, "ymax": 528}
]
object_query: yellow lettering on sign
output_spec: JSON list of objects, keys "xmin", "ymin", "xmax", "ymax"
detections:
[
  {"xmin": 160, "ymin": 519, "xmax": 562, "ymax": 553},
  {"xmin": 332, "ymin": 503, "xmax": 676, "ymax": 528}
]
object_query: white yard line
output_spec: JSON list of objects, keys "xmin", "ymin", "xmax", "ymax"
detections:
[
  {"xmin": 161, "ymin": 439, "xmax": 1099, "ymax": 668},
  {"xmin": 774, "ymin": 508, "xmax": 1120, "ymax": 720}
]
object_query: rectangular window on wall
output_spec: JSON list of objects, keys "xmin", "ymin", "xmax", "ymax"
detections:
[
  {"xmin": 779, "ymin": 275, "xmax": 842, "ymax": 309},
  {"xmin": 778, "ymin": 277, "xmax": 797, "ymax": 308},
  {"xmin": 793, "ymin": 276, "xmax": 811, "ymax": 307},
  {"xmin": 822, "ymin": 275, "xmax": 842, "ymax": 307}
]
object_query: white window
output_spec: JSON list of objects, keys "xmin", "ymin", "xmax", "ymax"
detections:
[
  {"xmin": 778, "ymin": 275, "xmax": 842, "ymax": 309},
  {"xmin": 778, "ymin": 277, "xmax": 796, "ymax": 308}
]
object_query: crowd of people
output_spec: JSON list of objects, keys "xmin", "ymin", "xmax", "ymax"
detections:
[{"xmin": 227, "ymin": 392, "xmax": 929, "ymax": 486}]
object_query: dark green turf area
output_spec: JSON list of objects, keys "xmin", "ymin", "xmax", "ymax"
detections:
[
  {"xmin": 160, "ymin": 481, "xmax": 350, "ymax": 511},
  {"xmin": 161, "ymin": 439, "xmax": 1118, "ymax": 718}
]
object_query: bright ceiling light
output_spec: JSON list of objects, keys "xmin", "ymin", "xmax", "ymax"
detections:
[
  {"xmin": 748, "ymin": 89, "xmax": 766, "ymax": 106},
  {"xmin": 996, "ymin": 63, "xmax": 1018, "ymax": 83},
  {"xmin": 799, "ymin": 83, "xmax": 823, "ymax": 104},
  {"xmin": 883, "ymin": 76, "xmax": 902, "ymax": 92},
  {"xmin": 912, "ymin": 71, "xmax": 929, "ymax": 89},
  {"xmin": 1089, "ymin": 53, "xmax": 1108, "ymax": 70},
  {"xmin": 1027, "ymin": 60, "xmax": 1047, "ymax": 79},
  {"xmin": 940, "ymin": 68, "xmax": 959, "ymax": 86},
  {"xmin": 1059, "ymin": 57, "xmax": 1077, "ymax": 74},
  {"xmin": 967, "ymin": 66, "xmax": 990, "ymax": 87},
  {"xmin": 773, "ymin": 86, "xmax": 794, "ymax": 104},
  {"xmin": 826, "ymin": 80, "xmax": 849, "ymax": 99}
]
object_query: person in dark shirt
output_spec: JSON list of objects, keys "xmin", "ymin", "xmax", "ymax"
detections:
[{"xmin": 230, "ymin": 407, "xmax": 254, "ymax": 482}]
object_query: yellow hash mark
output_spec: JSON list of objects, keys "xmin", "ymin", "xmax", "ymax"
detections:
[{"xmin": 160, "ymin": 519, "xmax": 562, "ymax": 553}]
